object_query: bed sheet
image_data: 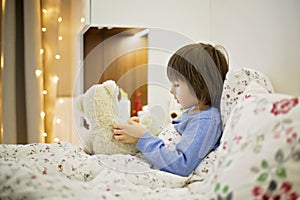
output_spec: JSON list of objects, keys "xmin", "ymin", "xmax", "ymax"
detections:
[{"xmin": 0, "ymin": 142, "xmax": 208, "ymax": 200}]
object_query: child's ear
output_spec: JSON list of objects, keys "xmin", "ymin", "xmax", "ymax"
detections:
[
  {"xmin": 75, "ymin": 94, "xmax": 85, "ymax": 116},
  {"xmin": 104, "ymin": 80, "xmax": 118, "ymax": 96}
]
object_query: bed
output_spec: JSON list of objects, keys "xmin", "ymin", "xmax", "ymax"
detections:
[{"xmin": 1, "ymin": 68, "xmax": 299, "ymax": 199}]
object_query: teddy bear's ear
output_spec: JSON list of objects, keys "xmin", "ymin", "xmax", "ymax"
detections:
[
  {"xmin": 103, "ymin": 80, "xmax": 118, "ymax": 96},
  {"xmin": 74, "ymin": 94, "xmax": 85, "ymax": 116}
]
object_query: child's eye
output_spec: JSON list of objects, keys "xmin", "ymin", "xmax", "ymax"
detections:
[{"xmin": 174, "ymin": 84, "xmax": 179, "ymax": 87}]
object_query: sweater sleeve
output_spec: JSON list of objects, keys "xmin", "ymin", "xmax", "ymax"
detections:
[{"xmin": 136, "ymin": 116, "xmax": 221, "ymax": 177}]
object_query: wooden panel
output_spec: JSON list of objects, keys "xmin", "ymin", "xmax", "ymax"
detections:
[
  {"xmin": 84, "ymin": 27, "xmax": 148, "ymax": 116},
  {"xmin": 99, "ymin": 46, "xmax": 148, "ymax": 115},
  {"xmin": 84, "ymin": 27, "xmax": 132, "ymax": 59}
]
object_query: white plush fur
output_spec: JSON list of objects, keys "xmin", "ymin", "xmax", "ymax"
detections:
[{"xmin": 75, "ymin": 80, "xmax": 139, "ymax": 155}]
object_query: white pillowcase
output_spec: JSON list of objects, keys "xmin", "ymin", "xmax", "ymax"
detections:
[
  {"xmin": 214, "ymin": 81, "xmax": 300, "ymax": 199},
  {"xmin": 220, "ymin": 68, "xmax": 274, "ymax": 129}
]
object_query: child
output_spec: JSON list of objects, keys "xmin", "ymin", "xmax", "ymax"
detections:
[{"xmin": 113, "ymin": 43, "xmax": 229, "ymax": 177}]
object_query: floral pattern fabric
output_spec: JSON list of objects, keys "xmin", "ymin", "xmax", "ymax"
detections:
[
  {"xmin": 0, "ymin": 122, "xmax": 216, "ymax": 199},
  {"xmin": 213, "ymin": 81, "xmax": 300, "ymax": 200},
  {"xmin": 0, "ymin": 142, "xmax": 196, "ymax": 199},
  {"xmin": 157, "ymin": 123, "xmax": 217, "ymax": 180},
  {"xmin": 220, "ymin": 68, "xmax": 274, "ymax": 129}
]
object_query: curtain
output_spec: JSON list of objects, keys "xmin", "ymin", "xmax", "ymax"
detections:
[
  {"xmin": 2, "ymin": 0, "xmax": 18, "ymax": 143},
  {"xmin": 1, "ymin": 0, "xmax": 44, "ymax": 144}
]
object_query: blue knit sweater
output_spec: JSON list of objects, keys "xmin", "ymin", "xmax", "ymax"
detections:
[{"xmin": 136, "ymin": 107, "xmax": 222, "ymax": 177}]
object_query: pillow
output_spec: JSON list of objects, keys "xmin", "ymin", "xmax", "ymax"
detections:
[
  {"xmin": 212, "ymin": 82, "xmax": 300, "ymax": 199},
  {"xmin": 220, "ymin": 68, "xmax": 274, "ymax": 129},
  {"xmin": 193, "ymin": 150, "xmax": 217, "ymax": 180},
  {"xmin": 157, "ymin": 123, "xmax": 182, "ymax": 151},
  {"xmin": 157, "ymin": 123, "xmax": 217, "ymax": 179}
]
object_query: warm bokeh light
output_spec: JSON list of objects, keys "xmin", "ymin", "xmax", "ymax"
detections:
[
  {"xmin": 55, "ymin": 54, "xmax": 61, "ymax": 60},
  {"xmin": 39, "ymin": 2, "xmax": 70, "ymax": 143},
  {"xmin": 42, "ymin": 132, "xmax": 48, "ymax": 137},
  {"xmin": 40, "ymin": 111, "xmax": 46, "ymax": 119},
  {"xmin": 52, "ymin": 76, "xmax": 59, "ymax": 83},
  {"xmin": 58, "ymin": 98, "xmax": 64, "ymax": 104},
  {"xmin": 56, "ymin": 118, "xmax": 61, "ymax": 124},
  {"xmin": 35, "ymin": 69, "xmax": 42, "ymax": 77}
]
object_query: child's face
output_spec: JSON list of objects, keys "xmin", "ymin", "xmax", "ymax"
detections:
[{"xmin": 170, "ymin": 79, "xmax": 198, "ymax": 109}]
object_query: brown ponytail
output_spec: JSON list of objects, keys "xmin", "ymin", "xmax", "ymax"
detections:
[
  {"xmin": 167, "ymin": 43, "xmax": 229, "ymax": 109},
  {"xmin": 198, "ymin": 43, "xmax": 229, "ymax": 82}
]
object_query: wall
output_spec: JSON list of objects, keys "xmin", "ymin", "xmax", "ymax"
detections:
[
  {"xmin": 210, "ymin": 0, "xmax": 300, "ymax": 96},
  {"xmin": 70, "ymin": 0, "xmax": 89, "ymax": 98},
  {"xmin": 89, "ymin": 0, "xmax": 210, "ymax": 41}
]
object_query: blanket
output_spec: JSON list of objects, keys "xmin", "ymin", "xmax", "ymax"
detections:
[{"xmin": 0, "ymin": 141, "xmax": 209, "ymax": 199}]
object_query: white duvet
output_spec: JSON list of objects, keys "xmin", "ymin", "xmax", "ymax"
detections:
[{"xmin": 0, "ymin": 142, "xmax": 211, "ymax": 200}]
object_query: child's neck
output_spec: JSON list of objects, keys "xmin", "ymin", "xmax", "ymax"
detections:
[{"xmin": 188, "ymin": 103, "xmax": 210, "ymax": 114}]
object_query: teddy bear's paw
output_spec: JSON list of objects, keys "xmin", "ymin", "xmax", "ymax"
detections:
[{"xmin": 139, "ymin": 106, "xmax": 166, "ymax": 136}]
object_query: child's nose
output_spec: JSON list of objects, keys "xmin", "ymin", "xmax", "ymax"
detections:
[{"xmin": 170, "ymin": 88, "xmax": 175, "ymax": 95}]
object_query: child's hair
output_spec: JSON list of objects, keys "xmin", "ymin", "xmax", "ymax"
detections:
[{"xmin": 167, "ymin": 43, "xmax": 229, "ymax": 109}]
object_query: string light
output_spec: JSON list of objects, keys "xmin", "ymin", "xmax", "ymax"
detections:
[
  {"xmin": 1, "ymin": 52, "xmax": 3, "ymax": 70},
  {"xmin": 80, "ymin": 17, "xmax": 85, "ymax": 23},
  {"xmin": 56, "ymin": 118, "xmax": 61, "ymax": 124},
  {"xmin": 57, "ymin": 17, "xmax": 62, "ymax": 23},
  {"xmin": 40, "ymin": 3, "xmax": 66, "ymax": 143},
  {"xmin": 52, "ymin": 76, "xmax": 59, "ymax": 83},
  {"xmin": 40, "ymin": 7, "xmax": 46, "ymax": 143},
  {"xmin": 53, "ymin": 137, "xmax": 60, "ymax": 143},
  {"xmin": 35, "ymin": 69, "xmax": 42, "ymax": 77},
  {"xmin": 58, "ymin": 98, "xmax": 64, "ymax": 104},
  {"xmin": 40, "ymin": 111, "xmax": 46, "ymax": 119},
  {"xmin": 42, "ymin": 132, "xmax": 48, "ymax": 137},
  {"xmin": 55, "ymin": 54, "xmax": 61, "ymax": 60}
]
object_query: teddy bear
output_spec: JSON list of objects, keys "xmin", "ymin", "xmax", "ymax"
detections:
[{"xmin": 75, "ymin": 80, "xmax": 158, "ymax": 155}]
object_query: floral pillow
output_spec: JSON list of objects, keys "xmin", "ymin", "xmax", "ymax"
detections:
[
  {"xmin": 157, "ymin": 123, "xmax": 182, "ymax": 150},
  {"xmin": 157, "ymin": 123, "xmax": 217, "ymax": 179},
  {"xmin": 220, "ymin": 68, "xmax": 274, "ymax": 129},
  {"xmin": 212, "ymin": 82, "xmax": 300, "ymax": 199}
]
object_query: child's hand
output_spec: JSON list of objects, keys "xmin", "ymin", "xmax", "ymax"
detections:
[
  {"xmin": 112, "ymin": 120, "xmax": 147, "ymax": 144},
  {"xmin": 130, "ymin": 116, "xmax": 140, "ymax": 123}
]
